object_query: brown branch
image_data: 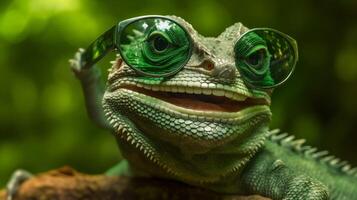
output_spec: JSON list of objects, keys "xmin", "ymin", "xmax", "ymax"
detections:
[{"xmin": 0, "ymin": 166, "xmax": 270, "ymax": 200}]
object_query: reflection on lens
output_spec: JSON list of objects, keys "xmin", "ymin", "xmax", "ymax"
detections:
[
  {"xmin": 235, "ymin": 28, "xmax": 298, "ymax": 88},
  {"xmin": 119, "ymin": 18, "xmax": 191, "ymax": 77}
]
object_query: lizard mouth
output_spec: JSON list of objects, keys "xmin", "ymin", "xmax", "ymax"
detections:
[{"xmin": 121, "ymin": 85, "xmax": 268, "ymax": 112}]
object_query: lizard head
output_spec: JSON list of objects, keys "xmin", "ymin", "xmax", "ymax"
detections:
[{"xmin": 102, "ymin": 16, "xmax": 296, "ymax": 185}]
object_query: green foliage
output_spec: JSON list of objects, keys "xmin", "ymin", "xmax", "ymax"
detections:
[{"xmin": 0, "ymin": 0, "xmax": 357, "ymax": 187}]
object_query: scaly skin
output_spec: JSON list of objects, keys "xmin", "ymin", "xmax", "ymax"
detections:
[{"xmin": 6, "ymin": 15, "xmax": 357, "ymax": 200}]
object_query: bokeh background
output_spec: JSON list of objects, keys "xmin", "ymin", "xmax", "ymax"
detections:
[{"xmin": 1, "ymin": 0, "xmax": 357, "ymax": 187}]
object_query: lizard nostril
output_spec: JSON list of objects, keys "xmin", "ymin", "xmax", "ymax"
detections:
[{"xmin": 201, "ymin": 60, "xmax": 215, "ymax": 71}]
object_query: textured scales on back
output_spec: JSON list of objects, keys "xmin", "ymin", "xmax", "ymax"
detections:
[
  {"xmin": 267, "ymin": 129, "xmax": 357, "ymax": 178},
  {"xmin": 67, "ymin": 15, "xmax": 357, "ymax": 200}
]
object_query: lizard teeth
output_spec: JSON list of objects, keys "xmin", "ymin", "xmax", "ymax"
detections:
[
  {"xmin": 202, "ymin": 88, "xmax": 212, "ymax": 95},
  {"xmin": 185, "ymin": 87, "xmax": 194, "ymax": 94},
  {"xmin": 212, "ymin": 89, "xmax": 225, "ymax": 96},
  {"xmin": 121, "ymin": 79, "xmax": 248, "ymax": 101}
]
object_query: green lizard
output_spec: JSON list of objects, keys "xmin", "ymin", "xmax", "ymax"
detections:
[{"xmin": 6, "ymin": 15, "xmax": 357, "ymax": 200}]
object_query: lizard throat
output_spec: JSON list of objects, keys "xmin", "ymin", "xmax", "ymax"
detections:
[{"xmin": 121, "ymin": 85, "xmax": 267, "ymax": 112}]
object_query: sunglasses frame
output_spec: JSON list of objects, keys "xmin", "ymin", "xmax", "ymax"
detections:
[
  {"xmin": 79, "ymin": 15, "xmax": 298, "ymax": 89},
  {"xmin": 80, "ymin": 15, "xmax": 194, "ymax": 77}
]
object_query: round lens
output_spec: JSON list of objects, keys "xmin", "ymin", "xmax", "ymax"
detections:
[
  {"xmin": 118, "ymin": 18, "xmax": 192, "ymax": 77},
  {"xmin": 234, "ymin": 28, "xmax": 298, "ymax": 88}
]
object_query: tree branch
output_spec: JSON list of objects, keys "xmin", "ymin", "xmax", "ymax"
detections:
[{"xmin": 0, "ymin": 166, "xmax": 270, "ymax": 200}]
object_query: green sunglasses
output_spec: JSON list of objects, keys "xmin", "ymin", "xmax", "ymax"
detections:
[{"xmin": 80, "ymin": 15, "xmax": 298, "ymax": 88}]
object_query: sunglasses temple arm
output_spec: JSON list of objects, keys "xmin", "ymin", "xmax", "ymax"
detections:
[
  {"xmin": 71, "ymin": 26, "xmax": 117, "ymax": 131},
  {"xmin": 80, "ymin": 25, "xmax": 117, "ymax": 69}
]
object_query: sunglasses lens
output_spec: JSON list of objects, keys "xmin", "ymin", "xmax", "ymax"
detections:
[
  {"xmin": 119, "ymin": 18, "xmax": 191, "ymax": 76},
  {"xmin": 235, "ymin": 29, "xmax": 298, "ymax": 88}
]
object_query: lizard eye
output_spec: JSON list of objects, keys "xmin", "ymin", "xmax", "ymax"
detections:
[
  {"xmin": 234, "ymin": 29, "xmax": 298, "ymax": 89},
  {"xmin": 148, "ymin": 33, "xmax": 170, "ymax": 53},
  {"xmin": 245, "ymin": 48, "xmax": 268, "ymax": 69},
  {"xmin": 118, "ymin": 18, "xmax": 192, "ymax": 77}
]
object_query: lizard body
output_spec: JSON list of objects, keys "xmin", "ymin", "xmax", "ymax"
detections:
[
  {"xmin": 99, "ymin": 16, "xmax": 357, "ymax": 199},
  {"xmin": 6, "ymin": 15, "xmax": 357, "ymax": 200}
]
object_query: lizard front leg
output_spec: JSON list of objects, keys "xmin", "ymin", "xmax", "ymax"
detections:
[
  {"xmin": 242, "ymin": 154, "xmax": 329, "ymax": 200},
  {"xmin": 69, "ymin": 48, "xmax": 111, "ymax": 130},
  {"xmin": 5, "ymin": 50, "xmax": 111, "ymax": 199}
]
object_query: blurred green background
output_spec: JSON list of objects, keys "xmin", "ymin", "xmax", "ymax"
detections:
[{"xmin": 1, "ymin": 0, "xmax": 357, "ymax": 187}]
